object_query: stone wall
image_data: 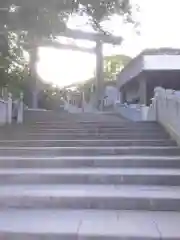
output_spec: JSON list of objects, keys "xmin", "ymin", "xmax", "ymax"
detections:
[{"xmin": 149, "ymin": 87, "xmax": 180, "ymax": 145}]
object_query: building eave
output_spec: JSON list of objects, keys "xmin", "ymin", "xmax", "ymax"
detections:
[{"xmin": 117, "ymin": 54, "xmax": 180, "ymax": 89}]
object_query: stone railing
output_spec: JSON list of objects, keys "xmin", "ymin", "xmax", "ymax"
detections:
[
  {"xmin": 114, "ymin": 103, "xmax": 149, "ymax": 121},
  {"xmin": 151, "ymin": 87, "xmax": 180, "ymax": 144},
  {"xmin": 0, "ymin": 99, "xmax": 8, "ymax": 125},
  {"xmin": 12, "ymin": 92, "xmax": 24, "ymax": 124},
  {"xmin": 147, "ymin": 97, "xmax": 157, "ymax": 121},
  {"xmin": 0, "ymin": 93, "xmax": 13, "ymax": 125},
  {"xmin": 64, "ymin": 101, "xmax": 82, "ymax": 113},
  {"xmin": 0, "ymin": 92, "xmax": 24, "ymax": 125}
]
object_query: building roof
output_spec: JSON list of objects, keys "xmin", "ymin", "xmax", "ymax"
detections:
[
  {"xmin": 117, "ymin": 48, "xmax": 180, "ymax": 89},
  {"xmin": 140, "ymin": 48, "xmax": 180, "ymax": 56}
]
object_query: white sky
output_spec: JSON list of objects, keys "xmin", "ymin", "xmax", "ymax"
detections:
[{"xmin": 37, "ymin": 0, "xmax": 180, "ymax": 87}]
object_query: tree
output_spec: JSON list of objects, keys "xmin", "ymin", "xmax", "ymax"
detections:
[
  {"xmin": 6, "ymin": 32, "xmax": 28, "ymax": 95},
  {"xmin": 9, "ymin": 1, "xmax": 133, "ymax": 75},
  {"xmin": 104, "ymin": 54, "xmax": 131, "ymax": 81},
  {"xmin": 10, "ymin": 0, "xmax": 133, "ymax": 36},
  {"xmin": 0, "ymin": 0, "xmax": 135, "ymax": 104},
  {"xmin": 0, "ymin": 29, "xmax": 32, "ymax": 103},
  {"xmin": 0, "ymin": 31, "xmax": 28, "ymax": 93},
  {"xmin": 5, "ymin": 0, "xmax": 134, "ymax": 67}
]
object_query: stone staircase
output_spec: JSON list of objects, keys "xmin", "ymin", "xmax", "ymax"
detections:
[{"xmin": 0, "ymin": 112, "xmax": 180, "ymax": 239}]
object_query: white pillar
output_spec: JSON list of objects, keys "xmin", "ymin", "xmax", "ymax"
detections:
[
  {"xmin": 139, "ymin": 78, "xmax": 147, "ymax": 105},
  {"xmin": 141, "ymin": 104, "xmax": 149, "ymax": 121},
  {"xmin": 82, "ymin": 92, "xmax": 85, "ymax": 112},
  {"xmin": 7, "ymin": 93, "xmax": 12, "ymax": 124},
  {"xmin": 118, "ymin": 92, "xmax": 121, "ymax": 102},
  {"xmin": 17, "ymin": 92, "xmax": 24, "ymax": 124},
  {"xmin": 32, "ymin": 89, "xmax": 38, "ymax": 109}
]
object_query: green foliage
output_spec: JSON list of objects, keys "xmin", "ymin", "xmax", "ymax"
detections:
[
  {"xmin": 68, "ymin": 54, "xmax": 131, "ymax": 102},
  {"xmin": 66, "ymin": 54, "xmax": 131, "ymax": 90},
  {"xmin": 0, "ymin": 31, "xmax": 29, "ymax": 96},
  {"xmin": 104, "ymin": 54, "xmax": 131, "ymax": 81}
]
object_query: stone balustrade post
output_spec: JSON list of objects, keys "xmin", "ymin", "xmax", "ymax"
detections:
[
  {"xmin": 82, "ymin": 91, "xmax": 85, "ymax": 112},
  {"xmin": 7, "ymin": 93, "xmax": 12, "ymax": 124},
  {"xmin": 141, "ymin": 104, "xmax": 149, "ymax": 121},
  {"xmin": 17, "ymin": 92, "xmax": 24, "ymax": 124},
  {"xmin": 154, "ymin": 87, "xmax": 164, "ymax": 121},
  {"xmin": 152, "ymin": 87, "xmax": 180, "ymax": 145}
]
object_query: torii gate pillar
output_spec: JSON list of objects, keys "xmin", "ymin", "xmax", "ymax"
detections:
[
  {"xmin": 29, "ymin": 48, "xmax": 39, "ymax": 109},
  {"xmin": 95, "ymin": 40, "xmax": 104, "ymax": 110}
]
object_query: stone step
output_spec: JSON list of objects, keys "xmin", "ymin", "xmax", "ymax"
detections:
[
  {"xmin": 23, "ymin": 122, "xmax": 162, "ymax": 127},
  {"xmin": 7, "ymin": 128, "xmax": 166, "ymax": 134},
  {"xmin": 1, "ymin": 133, "xmax": 169, "ymax": 140},
  {"xmin": 0, "ymin": 146, "xmax": 179, "ymax": 156},
  {"xmin": 2, "ymin": 131, "xmax": 167, "ymax": 139},
  {"xmin": 1, "ymin": 168, "xmax": 180, "ymax": 185},
  {"xmin": 26, "ymin": 127, "xmax": 165, "ymax": 133},
  {"xmin": 0, "ymin": 139, "xmax": 175, "ymax": 147},
  {"xmin": 11, "ymin": 121, "xmax": 161, "ymax": 125},
  {"xmin": 24, "ymin": 124, "xmax": 162, "ymax": 131},
  {"xmin": 6, "ymin": 129, "xmax": 167, "ymax": 135},
  {"xmin": 0, "ymin": 209, "xmax": 178, "ymax": 239},
  {"xmin": 0, "ymin": 184, "xmax": 180, "ymax": 211},
  {"xmin": 34, "ymin": 121, "xmax": 159, "ymax": 126},
  {"xmin": 34, "ymin": 120, "xmax": 157, "ymax": 123},
  {"xmin": 22, "ymin": 124, "xmax": 164, "ymax": 130},
  {"xmin": 0, "ymin": 135, "xmax": 171, "ymax": 141},
  {"xmin": 0, "ymin": 156, "xmax": 180, "ymax": 169}
]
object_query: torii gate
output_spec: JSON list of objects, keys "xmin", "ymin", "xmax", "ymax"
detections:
[
  {"xmin": 25, "ymin": 30, "xmax": 122, "ymax": 109},
  {"xmin": 0, "ymin": 2, "xmax": 122, "ymax": 109}
]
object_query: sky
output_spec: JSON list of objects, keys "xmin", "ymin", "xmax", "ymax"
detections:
[{"xmin": 37, "ymin": 0, "xmax": 180, "ymax": 87}]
